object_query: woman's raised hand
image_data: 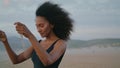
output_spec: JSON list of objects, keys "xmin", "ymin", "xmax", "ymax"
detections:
[
  {"xmin": 14, "ymin": 22, "xmax": 32, "ymax": 38},
  {"xmin": 0, "ymin": 30, "xmax": 7, "ymax": 42}
]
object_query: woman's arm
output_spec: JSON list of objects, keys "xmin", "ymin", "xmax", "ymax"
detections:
[
  {"xmin": 0, "ymin": 30, "xmax": 33, "ymax": 64},
  {"xmin": 3, "ymin": 40, "xmax": 18, "ymax": 64},
  {"xmin": 15, "ymin": 22, "xmax": 66, "ymax": 66},
  {"xmin": 3, "ymin": 41, "xmax": 33, "ymax": 64}
]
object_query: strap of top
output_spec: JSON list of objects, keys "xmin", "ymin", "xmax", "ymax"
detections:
[
  {"xmin": 39, "ymin": 40, "xmax": 41, "ymax": 43},
  {"xmin": 47, "ymin": 39, "xmax": 60, "ymax": 53},
  {"xmin": 38, "ymin": 39, "xmax": 60, "ymax": 53},
  {"xmin": 51, "ymin": 39, "xmax": 60, "ymax": 47}
]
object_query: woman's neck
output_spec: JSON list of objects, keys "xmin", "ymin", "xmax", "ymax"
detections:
[{"xmin": 45, "ymin": 31, "xmax": 59, "ymax": 42}]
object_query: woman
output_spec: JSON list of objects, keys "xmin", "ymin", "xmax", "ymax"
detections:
[{"xmin": 0, "ymin": 2, "xmax": 73, "ymax": 68}]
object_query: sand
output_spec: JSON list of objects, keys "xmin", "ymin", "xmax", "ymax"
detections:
[{"xmin": 0, "ymin": 47, "xmax": 120, "ymax": 68}]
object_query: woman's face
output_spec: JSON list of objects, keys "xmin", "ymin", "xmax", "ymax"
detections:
[{"xmin": 35, "ymin": 16, "xmax": 53, "ymax": 38}]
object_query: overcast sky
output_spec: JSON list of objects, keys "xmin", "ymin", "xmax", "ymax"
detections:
[{"xmin": 0, "ymin": 0, "xmax": 120, "ymax": 40}]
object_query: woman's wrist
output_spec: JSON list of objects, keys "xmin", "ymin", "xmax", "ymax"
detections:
[{"xmin": 3, "ymin": 39, "xmax": 9, "ymax": 46}]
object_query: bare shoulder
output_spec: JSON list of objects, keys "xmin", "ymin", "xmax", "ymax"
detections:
[
  {"xmin": 49, "ymin": 39, "xmax": 67, "ymax": 57},
  {"xmin": 54, "ymin": 39, "xmax": 67, "ymax": 50}
]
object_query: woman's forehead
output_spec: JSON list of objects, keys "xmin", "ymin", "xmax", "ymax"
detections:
[
  {"xmin": 36, "ymin": 16, "xmax": 46, "ymax": 21},
  {"xmin": 35, "ymin": 16, "xmax": 49, "ymax": 25}
]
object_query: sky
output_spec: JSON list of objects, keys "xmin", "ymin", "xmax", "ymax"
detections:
[{"xmin": 0, "ymin": 0, "xmax": 120, "ymax": 40}]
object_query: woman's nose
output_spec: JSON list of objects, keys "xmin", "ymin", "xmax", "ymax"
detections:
[{"xmin": 37, "ymin": 28, "xmax": 42, "ymax": 32}]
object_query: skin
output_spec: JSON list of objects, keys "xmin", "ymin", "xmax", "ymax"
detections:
[{"xmin": 0, "ymin": 16, "xmax": 66, "ymax": 66}]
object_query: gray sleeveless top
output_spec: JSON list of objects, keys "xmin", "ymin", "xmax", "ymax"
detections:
[{"xmin": 31, "ymin": 39, "xmax": 65, "ymax": 68}]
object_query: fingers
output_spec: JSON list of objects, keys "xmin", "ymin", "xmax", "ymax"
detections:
[
  {"xmin": 16, "ymin": 28, "xmax": 25, "ymax": 35},
  {"xmin": 0, "ymin": 30, "xmax": 5, "ymax": 36},
  {"xmin": 14, "ymin": 22, "xmax": 24, "ymax": 30},
  {"xmin": 14, "ymin": 22, "xmax": 30, "ymax": 37},
  {"xmin": 14, "ymin": 22, "xmax": 31, "ymax": 38},
  {"xmin": 14, "ymin": 22, "xmax": 25, "ymax": 34},
  {"xmin": 0, "ymin": 31, "xmax": 3, "ymax": 36},
  {"xmin": 0, "ymin": 30, "xmax": 6, "ymax": 41},
  {"xmin": 0, "ymin": 30, "xmax": 7, "ymax": 42},
  {"xmin": 14, "ymin": 22, "xmax": 24, "ymax": 26}
]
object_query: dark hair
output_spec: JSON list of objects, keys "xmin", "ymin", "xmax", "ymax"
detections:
[{"xmin": 36, "ymin": 2, "xmax": 73, "ymax": 41}]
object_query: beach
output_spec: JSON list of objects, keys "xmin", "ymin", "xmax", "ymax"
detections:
[{"xmin": 0, "ymin": 47, "xmax": 120, "ymax": 68}]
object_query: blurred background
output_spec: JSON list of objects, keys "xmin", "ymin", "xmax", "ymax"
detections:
[{"xmin": 0, "ymin": 0, "xmax": 120, "ymax": 68}]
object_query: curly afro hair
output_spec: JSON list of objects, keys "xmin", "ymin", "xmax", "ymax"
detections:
[{"xmin": 36, "ymin": 2, "xmax": 73, "ymax": 41}]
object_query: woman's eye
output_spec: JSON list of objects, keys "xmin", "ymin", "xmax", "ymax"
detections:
[{"xmin": 40, "ymin": 24, "xmax": 44, "ymax": 27}]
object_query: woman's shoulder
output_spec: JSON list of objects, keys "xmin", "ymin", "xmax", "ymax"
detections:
[{"xmin": 55, "ymin": 39, "xmax": 67, "ymax": 49}]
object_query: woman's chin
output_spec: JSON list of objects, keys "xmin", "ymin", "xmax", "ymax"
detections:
[{"xmin": 40, "ymin": 35, "xmax": 46, "ymax": 38}]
